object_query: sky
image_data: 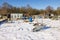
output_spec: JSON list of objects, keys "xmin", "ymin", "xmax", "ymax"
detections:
[{"xmin": 0, "ymin": 0, "xmax": 60, "ymax": 9}]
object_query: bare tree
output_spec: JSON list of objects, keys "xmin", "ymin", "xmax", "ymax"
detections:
[{"xmin": 46, "ymin": 6, "xmax": 54, "ymax": 13}]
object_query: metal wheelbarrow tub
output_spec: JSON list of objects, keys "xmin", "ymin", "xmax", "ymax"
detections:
[{"xmin": 33, "ymin": 24, "xmax": 50, "ymax": 32}]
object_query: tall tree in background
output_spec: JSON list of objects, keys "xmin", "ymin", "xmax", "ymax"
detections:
[
  {"xmin": 25, "ymin": 4, "xmax": 40, "ymax": 15},
  {"xmin": 0, "ymin": 2, "xmax": 60, "ymax": 16},
  {"xmin": 20, "ymin": 7, "xmax": 27, "ymax": 13},
  {"xmin": 56, "ymin": 7, "xmax": 60, "ymax": 15},
  {"xmin": 45, "ymin": 6, "xmax": 54, "ymax": 18},
  {"xmin": 1, "ymin": 2, "xmax": 13, "ymax": 15},
  {"xmin": 46, "ymin": 6, "xmax": 54, "ymax": 14},
  {"xmin": 2, "ymin": 2, "xmax": 13, "ymax": 9}
]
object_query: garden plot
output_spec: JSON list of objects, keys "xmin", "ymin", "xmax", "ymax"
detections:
[{"xmin": 0, "ymin": 19, "xmax": 60, "ymax": 40}]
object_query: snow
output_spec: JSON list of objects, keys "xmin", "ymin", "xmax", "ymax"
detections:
[{"xmin": 0, "ymin": 19, "xmax": 60, "ymax": 40}]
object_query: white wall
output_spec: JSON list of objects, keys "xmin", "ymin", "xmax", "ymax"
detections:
[{"xmin": 11, "ymin": 13, "xmax": 23, "ymax": 20}]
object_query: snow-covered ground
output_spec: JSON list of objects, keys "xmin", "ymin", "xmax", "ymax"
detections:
[{"xmin": 0, "ymin": 19, "xmax": 60, "ymax": 40}]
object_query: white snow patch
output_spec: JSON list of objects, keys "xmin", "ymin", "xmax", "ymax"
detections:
[{"xmin": 0, "ymin": 19, "xmax": 60, "ymax": 40}]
